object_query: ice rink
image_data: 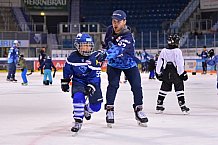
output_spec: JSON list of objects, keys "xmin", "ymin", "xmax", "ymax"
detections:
[{"xmin": 0, "ymin": 71, "xmax": 218, "ymax": 145}]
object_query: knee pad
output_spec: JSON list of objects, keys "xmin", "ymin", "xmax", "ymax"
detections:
[
  {"xmin": 73, "ymin": 92, "xmax": 86, "ymax": 104},
  {"xmin": 89, "ymin": 103, "xmax": 101, "ymax": 112}
]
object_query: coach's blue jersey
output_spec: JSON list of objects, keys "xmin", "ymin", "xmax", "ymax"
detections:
[
  {"xmin": 104, "ymin": 25, "xmax": 137, "ymax": 69},
  {"xmin": 8, "ymin": 46, "xmax": 19, "ymax": 63},
  {"xmin": 207, "ymin": 55, "xmax": 218, "ymax": 66},
  {"xmin": 63, "ymin": 51, "xmax": 101, "ymax": 86}
]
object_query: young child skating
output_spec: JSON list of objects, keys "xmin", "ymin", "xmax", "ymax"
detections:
[
  {"xmin": 19, "ymin": 54, "xmax": 28, "ymax": 85},
  {"xmin": 38, "ymin": 56, "xmax": 56, "ymax": 85},
  {"xmin": 155, "ymin": 34, "xmax": 190, "ymax": 114},
  {"xmin": 61, "ymin": 33, "xmax": 103, "ymax": 133}
]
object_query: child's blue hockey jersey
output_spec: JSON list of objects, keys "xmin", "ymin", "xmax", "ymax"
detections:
[{"xmin": 63, "ymin": 51, "xmax": 102, "ymax": 86}]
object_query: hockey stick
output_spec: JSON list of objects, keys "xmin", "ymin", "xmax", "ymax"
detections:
[
  {"xmin": 53, "ymin": 69, "xmax": 57, "ymax": 78},
  {"xmin": 27, "ymin": 70, "xmax": 34, "ymax": 76}
]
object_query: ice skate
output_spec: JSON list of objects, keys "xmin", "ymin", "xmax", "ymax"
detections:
[
  {"xmin": 43, "ymin": 80, "xmax": 49, "ymax": 85},
  {"xmin": 181, "ymin": 106, "xmax": 190, "ymax": 115},
  {"xmin": 134, "ymin": 105, "xmax": 148, "ymax": 127},
  {"xmin": 21, "ymin": 82, "xmax": 28, "ymax": 86},
  {"xmin": 71, "ymin": 119, "xmax": 82, "ymax": 135},
  {"xmin": 84, "ymin": 105, "xmax": 91, "ymax": 120},
  {"xmin": 10, "ymin": 78, "xmax": 17, "ymax": 83},
  {"xmin": 156, "ymin": 105, "xmax": 165, "ymax": 114},
  {"xmin": 105, "ymin": 105, "xmax": 114, "ymax": 128}
]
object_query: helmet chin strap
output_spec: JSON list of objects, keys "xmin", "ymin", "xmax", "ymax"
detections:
[{"xmin": 167, "ymin": 45, "xmax": 178, "ymax": 49}]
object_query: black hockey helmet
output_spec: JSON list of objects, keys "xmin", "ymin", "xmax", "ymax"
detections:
[
  {"xmin": 19, "ymin": 54, "xmax": 24, "ymax": 59},
  {"xmin": 167, "ymin": 34, "xmax": 180, "ymax": 48},
  {"xmin": 208, "ymin": 48, "xmax": 215, "ymax": 58}
]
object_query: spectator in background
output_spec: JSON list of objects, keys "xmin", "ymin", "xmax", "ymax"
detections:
[
  {"xmin": 38, "ymin": 47, "xmax": 47, "ymax": 74},
  {"xmin": 3, "ymin": 51, "xmax": 7, "ymax": 57},
  {"xmin": 197, "ymin": 46, "xmax": 208, "ymax": 74}
]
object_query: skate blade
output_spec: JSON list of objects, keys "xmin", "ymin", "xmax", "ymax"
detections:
[
  {"xmin": 182, "ymin": 111, "xmax": 190, "ymax": 115},
  {"xmin": 72, "ymin": 132, "xmax": 79, "ymax": 137},
  {"xmin": 155, "ymin": 110, "xmax": 164, "ymax": 114},
  {"xmin": 107, "ymin": 123, "xmax": 113, "ymax": 128},
  {"xmin": 137, "ymin": 121, "xmax": 148, "ymax": 127}
]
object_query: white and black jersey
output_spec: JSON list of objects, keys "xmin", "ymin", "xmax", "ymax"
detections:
[
  {"xmin": 156, "ymin": 48, "xmax": 185, "ymax": 92},
  {"xmin": 156, "ymin": 48, "xmax": 184, "ymax": 75}
]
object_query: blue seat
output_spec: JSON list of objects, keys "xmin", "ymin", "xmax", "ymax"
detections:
[{"xmin": 79, "ymin": 0, "xmax": 190, "ymax": 48}]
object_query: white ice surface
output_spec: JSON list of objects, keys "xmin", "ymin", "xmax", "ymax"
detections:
[{"xmin": 0, "ymin": 72, "xmax": 218, "ymax": 145}]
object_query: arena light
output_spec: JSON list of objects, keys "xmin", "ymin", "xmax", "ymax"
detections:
[{"xmin": 40, "ymin": 12, "xmax": 45, "ymax": 16}]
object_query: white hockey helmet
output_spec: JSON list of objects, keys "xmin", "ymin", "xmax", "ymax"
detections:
[{"xmin": 13, "ymin": 40, "xmax": 20, "ymax": 46}]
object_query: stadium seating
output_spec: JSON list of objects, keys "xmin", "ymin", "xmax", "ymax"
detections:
[
  {"xmin": 0, "ymin": 7, "xmax": 18, "ymax": 31},
  {"xmin": 79, "ymin": 0, "xmax": 190, "ymax": 48}
]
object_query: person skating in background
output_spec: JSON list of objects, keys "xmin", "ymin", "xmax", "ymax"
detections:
[
  {"xmin": 38, "ymin": 56, "xmax": 56, "ymax": 85},
  {"xmin": 19, "ymin": 54, "xmax": 28, "ymax": 85},
  {"xmin": 206, "ymin": 49, "xmax": 218, "ymax": 89},
  {"xmin": 155, "ymin": 51, "xmax": 160, "ymax": 62},
  {"xmin": 141, "ymin": 49, "xmax": 150, "ymax": 73},
  {"xmin": 38, "ymin": 47, "xmax": 47, "ymax": 74},
  {"xmin": 61, "ymin": 33, "xmax": 103, "ymax": 133},
  {"xmin": 6, "ymin": 40, "xmax": 20, "ymax": 82},
  {"xmin": 155, "ymin": 34, "xmax": 190, "ymax": 114},
  {"xmin": 197, "ymin": 46, "xmax": 208, "ymax": 74},
  {"xmin": 148, "ymin": 57, "xmax": 156, "ymax": 79}
]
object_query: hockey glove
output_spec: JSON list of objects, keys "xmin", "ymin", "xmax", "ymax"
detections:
[
  {"xmin": 95, "ymin": 50, "xmax": 106, "ymax": 62},
  {"xmin": 101, "ymin": 41, "xmax": 107, "ymax": 49},
  {"xmin": 85, "ymin": 84, "xmax": 96, "ymax": 96},
  {"xmin": 21, "ymin": 69, "xmax": 24, "ymax": 72},
  {"xmin": 155, "ymin": 73, "xmax": 163, "ymax": 81},
  {"xmin": 61, "ymin": 78, "xmax": 71, "ymax": 92},
  {"xmin": 208, "ymin": 49, "xmax": 215, "ymax": 58},
  {"xmin": 179, "ymin": 71, "xmax": 188, "ymax": 81}
]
